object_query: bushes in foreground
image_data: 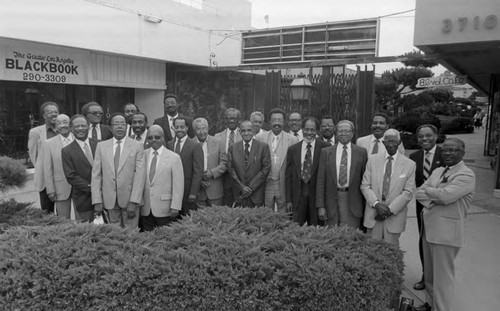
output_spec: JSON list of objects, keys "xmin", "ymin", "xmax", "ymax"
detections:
[
  {"xmin": 0, "ymin": 156, "xmax": 27, "ymax": 193},
  {"xmin": 0, "ymin": 207, "xmax": 404, "ymax": 311}
]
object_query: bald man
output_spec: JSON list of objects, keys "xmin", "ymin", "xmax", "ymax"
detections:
[{"xmin": 43, "ymin": 114, "xmax": 74, "ymax": 218}]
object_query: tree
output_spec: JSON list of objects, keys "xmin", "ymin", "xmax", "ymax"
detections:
[{"xmin": 421, "ymin": 88, "xmax": 454, "ymax": 104}]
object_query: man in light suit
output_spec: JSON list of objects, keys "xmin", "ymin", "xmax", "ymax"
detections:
[
  {"xmin": 317, "ymin": 120, "xmax": 368, "ymax": 229},
  {"xmin": 256, "ymin": 108, "xmax": 298, "ymax": 211},
  {"xmin": 141, "ymin": 125, "xmax": 184, "ymax": 231},
  {"xmin": 410, "ymin": 124, "xmax": 445, "ymax": 291},
  {"xmin": 153, "ymin": 94, "xmax": 194, "ymax": 143},
  {"xmin": 167, "ymin": 116, "xmax": 203, "ymax": 215},
  {"xmin": 288, "ymin": 112, "xmax": 303, "ymax": 140},
  {"xmin": 319, "ymin": 115, "xmax": 336, "ymax": 145},
  {"xmin": 193, "ymin": 118, "xmax": 227, "ymax": 207},
  {"xmin": 414, "ymin": 138, "xmax": 475, "ymax": 311},
  {"xmin": 92, "ymin": 113, "xmax": 145, "ymax": 229},
  {"xmin": 62, "ymin": 114, "xmax": 98, "ymax": 222},
  {"xmin": 82, "ymin": 102, "xmax": 112, "ymax": 141},
  {"xmin": 28, "ymin": 101, "xmax": 59, "ymax": 213},
  {"xmin": 227, "ymin": 120, "xmax": 271, "ymax": 208},
  {"xmin": 361, "ymin": 129, "xmax": 416, "ymax": 246},
  {"xmin": 215, "ymin": 108, "xmax": 242, "ymax": 206},
  {"xmin": 285, "ymin": 117, "xmax": 330, "ymax": 225},
  {"xmin": 43, "ymin": 114, "xmax": 74, "ymax": 219},
  {"xmin": 356, "ymin": 112, "xmax": 405, "ymax": 155}
]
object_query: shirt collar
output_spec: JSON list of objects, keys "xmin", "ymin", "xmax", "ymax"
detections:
[
  {"xmin": 113, "ymin": 136, "xmax": 126, "ymax": 145},
  {"xmin": 385, "ymin": 151, "xmax": 398, "ymax": 161},
  {"xmin": 151, "ymin": 145, "xmax": 164, "ymax": 156},
  {"xmin": 425, "ymin": 145, "xmax": 437, "ymax": 154},
  {"xmin": 243, "ymin": 138, "xmax": 253, "ymax": 148},
  {"xmin": 177, "ymin": 135, "xmax": 187, "ymax": 143},
  {"xmin": 371, "ymin": 134, "xmax": 383, "ymax": 142},
  {"xmin": 75, "ymin": 137, "xmax": 90, "ymax": 148}
]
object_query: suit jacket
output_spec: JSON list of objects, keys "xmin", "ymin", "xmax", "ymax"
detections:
[
  {"xmin": 356, "ymin": 134, "xmax": 405, "ymax": 155},
  {"xmin": 91, "ymin": 137, "xmax": 145, "ymax": 209},
  {"xmin": 100, "ymin": 124, "xmax": 113, "ymax": 141},
  {"xmin": 167, "ymin": 137, "xmax": 203, "ymax": 208},
  {"xmin": 227, "ymin": 139, "xmax": 271, "ymax": 204},
  {"xmin": 62, "ymin": 139, "xmax": 97, "ymax": 212},
  {"xmin": 415, "ymin": 162, "xmax": 475, "ymax": 247},
  {"xmin": 215, "ymin": 128, "xmax": 242, "ymax": 153},
  {"xmin": 316, "ymin": 143, "xmax": 368, "ymax": 225},
  {"xmin": 28, "ymin": 124, "xmax": 48, "ymax": 191},
  {"xmin": 142, "ymin": 147, "xmax": 184, "ymax": 217},
  {"xmin": 43, "ymin": 135, "xmax": 72, "ymax": 201},
  {"xmin": 255, "ymin": 130, "xmax": 299, "ymax": 197},
  {"xmin": 285, "ymin": 139, "xmax": 330, "ymax": 206},
  {"xmin": 410, "ymin": 146, "xmax": 444, "ymax": 188},
  {"xmin": 361, "ymin": 152, "xmax": 416, "ymax": 233},
  {"xmin": 196, "ymin": 135, "xmax": 228, "ymax": 201},
  {"xmin": 153, "ymin": 114, "xmax": 194, "ymax": 143}
]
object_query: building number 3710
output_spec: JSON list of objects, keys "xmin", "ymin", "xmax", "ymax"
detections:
[{"xmin": 442, "ymin": 15, "xmax": 498, "ymax": 33}]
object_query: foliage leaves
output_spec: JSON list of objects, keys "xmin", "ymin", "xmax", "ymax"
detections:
[{"xmin": 0, "ymin": 156, "xmax": 28, "ymax": 193}]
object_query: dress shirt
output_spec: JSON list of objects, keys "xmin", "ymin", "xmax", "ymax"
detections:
[
  {"xmin": 175, "ymin": 135, "xmax": 188, "ymax": 151},
  {"xmin": 301, "ymin": 139, "xmax": 316, "ymax": 170},
  {"xmin": 132, "ymin": 132, "xmax": 147, "ymax": 145},
  {"xmin": 200, "ymin": 140, "xmax": 208, "ymax": 171},
  {"xmin": 147, "ymin": 146, "xmax": 164, "ymax": 182},
  {"xmin": 91, "ymin": 123, "xmax": 103, "ymax": 140},
  {"xmin": 291, "ymin": 129, "xmax": 303, "ymax": 141},
  {"xmin": 225, "ymin": 128, "xmax": 239, "ymax": 153},
  {"xmin": 168, "ymin": 113, "xmax": 178, "ymax": 138},
  {"xmin": 59, "ymin": 133, "xmax": 74, "ymax": 147},
  {"xmin": 336, "ymin": 143, "xmax": 352, "ymax": 187},
  {"xmin": 242, "ymin": 138, "xmax": 253, "ymax": 151},
  {"xmin": 112, "ymin": 137, "xmax": 126, "ymax": 157},
  {"xmin": 323, "ymin": 136, "xmax": 335, "ymax": 145},
  {"xmin": 75, "ymin": 137, "xmax": 92, "ymax": 153},
  {"xmin": 46, "ymin": 126, "xmax": 58, "ymax": 139},
  {"xmin": 383, "ymin": 151, "xmax": 399, "ymax": 177},
  {"xmin": 424, "ymin": 145, "xmax": 437, "ymax": 166}
]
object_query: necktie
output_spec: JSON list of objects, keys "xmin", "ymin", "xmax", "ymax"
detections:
[
  {"xmin": 149, "ymin": 151, "xmax": 158, "ymax": 183},
  {"xmin": 92, "ymin": 124, "xmax": 97, "ymax": 140},
  {"xmin": 128, "ymin": 126, "xmax": 133, "ymax": 137},
  {"xmin": 294, "ymin": 132, "xmax": 299, "ymax": 137},
  {"xmin": 301, "ymin": 143, "xmax": 312, "ymax": 183},
  {"xmin": 423, "ymin": 151, "xmax": 431, "ymax": 180},
  {"xmin": 83, "ymin": 142, "xmax": 93, "ymax": 165},
  {"xmin": 272, "ymin": 136, "xmax": 278, "ymax": 152},
  {"xmin": 229, "ymin": 131, "xmax": 235, "ymax": 147},
  {"xmin": 175, "ymin": 138, "xmax": 181, "ymax": 154},
  {"xmin": 135, "ymin": 134, "xmax": 141, "ymax": 141},
  {"xmin": 381, "ymin": 156, "xmax": 393, "ymax": 201},
  {"xmin": 114, "ymin": 140, "xmax": 121, "ymax": 176},
  {"xmin": 339, "ymin": 145, "xmax": 348, "ymax": 186},
  {"xmin": 440, "ymin": 167, "xmax": 450, "ymax": 183},
  {"xmin": 327, "ymin": 139, "xmax": 332, "ymax": 145},
  {"xmin": 244, "ymin": 142, "xmax": 250, "ymax": 167},
  {"xmin": 372, "ymin": 139, "xmax": 379, "ymax": 155}
]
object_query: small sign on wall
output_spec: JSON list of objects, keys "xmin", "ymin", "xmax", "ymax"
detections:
[{"xmin": 417, "ymin": 74, "xmax": 467, "ymax": 88}]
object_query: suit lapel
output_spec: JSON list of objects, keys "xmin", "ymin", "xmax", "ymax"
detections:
[
  {"xmin": 151, "ymin": 149, "xmax": 169, "ymax": 184},
  {"xmin": 330, "ymin": 146, "xmax": 338, "ymax": 185},
  {"xmin": 432, "ymin": 146, "xmax": 443, "ymax": 169},
  {"xmin": 118, "ymin": 138, "xmax": 133, "ymax": 173},
  {"xmin": 247, "ymin": 140, "xmax": 258, "ymax": 170},
  {"xmin": 180, "ymin": 138, "xmax": 191, "ymax": 158},
  {"xmin": 389, "ymin": 155, "xmax": 404, "ymax": 196},
  {"xmin": 310, "ymin": 140, "xmax": 321, "ymax": 174},
  {"xmin": 348, "ymin": 147, "xmax": 357, "ymax": 185}
]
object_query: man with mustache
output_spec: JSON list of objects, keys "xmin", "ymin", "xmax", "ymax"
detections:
[
  {"xmin": 256, "ymin": 108, "xmax": 298, "ymax": 211},
  {"xmin": 153, "ymin": 94, "xmax": 194, "ymax": 143},
  {"xmin": 356, "ymin": 112, "xmax": 405, "ymax": 155},
  {"xmin": 130, "ymin": 112, "xmax": 148, "ymax": 146},
  {"xmin": 319, "ymin": 115, "xmax": 336, "ymax": 145},
  {"xmin": 82, "ymin": 102, "xmax": 112, "ymax": 141},
  {"xmin": 123, "ymin": 102, "xmax": 139, "ymax": 137},
  {"xmin": 288, "ymin": 112, "xmax": 303, "ymax": 140},
  {"xmin": 28, "ymin": 101, "xmax": 59, "ymax": 214}
]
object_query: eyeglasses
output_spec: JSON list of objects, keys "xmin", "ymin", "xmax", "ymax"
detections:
[
  {"xmin": 442, "ymin": 148, "xmax": 462, "ymax": 154},
  {"xmin": 111, "ymin": 122, "xmax": 126, "ymax": 127},
  {"xmin": 88, "ymin": 112, "xmax": 103, "ymax": 116},
  {"xmin": 147, "ymin": 135, "xmax": 162, "ymax": 140},
  {"xmin": 337, "ymin": 130, "xmax": 352, "ymax": 134}
]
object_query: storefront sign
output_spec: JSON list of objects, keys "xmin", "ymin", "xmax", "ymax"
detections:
[
  {"xmin": 442, "ymin": 14, "xmax": 498, "ymax": 33},
  {"xmin": 417, "ymin": 75, "xmax": 467, "ymax": 88},
  {"xmin": 0, "ymin": 41, "xmax": 89, "ymax": 85}
]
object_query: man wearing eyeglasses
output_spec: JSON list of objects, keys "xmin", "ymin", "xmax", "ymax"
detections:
[
  {"xmin": 287, "ymin": 112, "xmax": 303, "ymax": 141},
  {"xmin": 81, "ymin": 102, "xmax": 112, "ymax": 141},
  {"xmin": 319, "ymin": 115, "xmax": 336, "ymax": 145},
  {"xmin": 414, "ymin": 138, "xmax": 475, "ymax": 311}
]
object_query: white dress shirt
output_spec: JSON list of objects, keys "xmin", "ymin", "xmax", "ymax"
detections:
[
  {"xmin": 112, "ymin": 137, "xmax": 126, "ymax": 156},
  {"xmin": 300, "ymin": 139, "xmax": 316, "ymax": 170},
  {"xmin": 147, "ymin": 146, "xmax": 164, "ymax": 182}
]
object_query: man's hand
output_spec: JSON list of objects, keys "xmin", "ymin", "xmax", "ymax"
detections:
[
  {"xmin": 241, "ymin": 186, "xmax": 253, "ymax": 198},
  {"xmin": 201, "ymin": 181, "xmax": 210, "ymax": 189},
  {"xmin": 318, "ymin": 207, "xmax": 328, "ymax": 222},
  {"xmin": 202, "ymin": 170, "xmax": 213, "ymax": 181},
  {"xmin": 286, "ymin": 202, "xmax": 293, "ymax": 213},
  {"xmin": 374, "ymin": 203, "xmax": 392, "ymax": 220},
  {"xmin": 47, "ymin": 193, "xmax": 56, "ymax": 202},
  {"xmin": 188, "ymin": 194, "xmax": 197, "ymax": 203},
  {"xmin": 126, "ymin": 202, "xmax": 137, "ymax": 219}
]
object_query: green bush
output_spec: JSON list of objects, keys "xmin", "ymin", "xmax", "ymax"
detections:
[
  {"xmin": 0, "ymin": 207, "xmax": 404, "ymax": 311},
  {"xmin": 0, "ymin": 199, "xmax": 72, "ymax": 234},
  {"xmin": 0, "ymin": 156, "xmax": 27, "ymax": 193},
  {"xmin": 440, "ymin": 116, "xmax": 474, "ymax": 134}
]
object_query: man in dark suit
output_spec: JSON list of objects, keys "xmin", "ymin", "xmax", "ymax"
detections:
[
  {"xmin": 285, "ymin": 117, "xmax": 330, "ymax": 225},
  {"xmin": 62, "ymin": 114, "xmax": 98, "ymax": 222},
  {"xmin": 81, "ymin": 102, "xmax": 112, "ymax": 141},
  {"xmin": 317, "ymin": 120, "xmax": 368, "ymax": 228},
  {"xmin": 153, "ymin": 94, "xmax": 194, "ymax": 143},
  {"xmin": 409, "ymin": 124, "xmax": 444, "ymax": 291},
  {"xmin": 227, "ymin": 120, "xmax": 271, "ymax": 207},
  {"xmin": 167, "ymin": 116, "xmax": 203, "ymax": 215},
  {"xmin": 319, "ymin": 115, "xmax": 336, "ymax": 145}
]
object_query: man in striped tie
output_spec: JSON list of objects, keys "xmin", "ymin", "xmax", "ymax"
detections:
[{"xmin": 409, "ymin": 124, "xmax": 444, "ymax": 291}]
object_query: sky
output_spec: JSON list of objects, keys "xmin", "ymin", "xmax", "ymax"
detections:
[{"xmin": 248, "ymin": 0, "xmax": 446, "ymax": 75}]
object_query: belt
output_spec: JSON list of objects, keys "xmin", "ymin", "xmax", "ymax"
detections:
[{"xmin": 337, "ymin": 187, "xmax": 349, "ymax": 192}]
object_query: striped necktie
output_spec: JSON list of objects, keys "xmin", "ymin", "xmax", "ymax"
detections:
[
  {"xmin": 372, "ymin": 139, "xmax": 379, "ymax": 155},
  {"xmin": 423, "ymin": 151, "xmax": 431, "ymax": 180},
  {"xmin": 339, "ymin": 145, "xmax": 348, "ymax": 186}
]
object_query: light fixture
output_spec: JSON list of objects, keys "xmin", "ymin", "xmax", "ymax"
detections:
[
  {"xmin": 144, "ymin": 15, "xmax": 162, "ymax": 24},
  {"xmin": 289, "ymin": 73, "xmax": 313, "ymax": 101}
]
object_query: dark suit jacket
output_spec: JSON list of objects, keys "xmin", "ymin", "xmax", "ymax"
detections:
[
  {"xmin": 227, "ymin": 139, "xmax": 271, "ymax": 205},
  {"xmin": 100, "ymin": 124, "xmax": 113, "ymax": 141},
  {"xmin": 167, "ymin": 137, "xmax": 203, "ymax": 212},
  {"xmin": 61, "ymin": 139, "xmax": 97, "ymax": 212},
  {"xmin": 410, "ymin": 146, "xmax": 444, "ymax": 188},
  {"xmin": 154, "ymin": 114, "xmax": 194, "ymax": 143},
  {"xmin": 285, "ymin": 139, "xmax": 330, "ymax": 207},
  {"xmin": 316, "ymin": 143, "xmax": 368, "ymax": 225}
]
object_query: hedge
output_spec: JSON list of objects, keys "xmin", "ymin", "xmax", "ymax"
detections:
[
  {"xmin": 0, "ymin": 207, "xmax": 404, "ymax": 311},
  {"xmin": 0, "ymin": 156, "xmax": 27, "ymax": 193}
]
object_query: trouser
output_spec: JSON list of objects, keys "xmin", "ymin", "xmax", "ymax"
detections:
[
  {"xmin": 264, "ymin": 179, "xmax": 285, "ymax": 212},
  {"xmin": 55, "ymin": 198, "xmax": 72, "ymax": 219},
  {"xmin": 75, "ymin": 208, "xmax": 95, "ymax": 223},
  {"xmin": 196, "ymin": 197, "xmax": 223, "ymax": 208},
  {"xmin": 335, "ymin": 191, "xmax": 360, "ymax": 228},
  {"xmin": 39, "ymin": 188, "xmax": 55, "ymax": 213},
  {"xmin": 107, "ymin": 203, "xmax": 140, "ymax": 229},
  {"xmin": 367, "ymin": 221, "xmax": 401, "ymax": 247},
  {"xmin": 293, "ymin": 181, "xmax": 318, "ymax": 226},
  {"xmin": 416, "ymin": 202, "xmax": 425, "ymax": 275},
  {"xmin": 140, "ymin": 211, "xmax": 177, "ymax": 232}
]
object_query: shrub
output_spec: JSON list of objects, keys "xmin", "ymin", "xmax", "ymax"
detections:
[
  {"xmin": 0, "ymin": 199, "xmax": 72, "ymax": 234},
  {"xmin": 440, "ymin": 117, "xmax": 474, "ymax": 134},
  {"xmin": 0, "ymin": 156, "xmax": 28, "ymax": 193},
  {"xmin": 0, "ymin": 207, "xmax": 404, "ymax": 311}
]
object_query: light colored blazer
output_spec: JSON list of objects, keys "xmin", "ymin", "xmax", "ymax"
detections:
[
  {"xmin": 43, "ymin": 135, "xmax": 72, "ymax": 201},
  {"xmin": 356, "ymin": 134, "xmax": 405, "ymax": 155},
  {"xmin": 196, "ymin": 135, "xmax": 228, "ymax": 201},
  {"xmin": 91, "ymin": 137, "xmax": 145, "ymax": 209},
  {"xmin": 215, "ymin": 128, "xmax": 242, "ymax": 153},
  {"xmin": 255, "ymin": 130, "xmax": 299, "ymax": 196},
  {"xmin": 361, "ymin": 152, "xmax": 416, "ymax": 233},
  {"xmin": 142, "ymin": 147, "xmax": 184, "ymax": 217},
  {"xmin": 415, "ymin": 162, "xmax": 475, "ymax": 248},
  {"xmin": 28, "ymin": 124, "xmax": 47, "ymax": 191}
]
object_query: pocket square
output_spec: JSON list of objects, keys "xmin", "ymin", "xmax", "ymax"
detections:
[{"xmin": 399, "ymin": 174, "xmax": 406, "ymax": 178}]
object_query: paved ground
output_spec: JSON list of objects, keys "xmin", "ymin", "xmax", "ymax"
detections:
[{"xmin": 2, "ymin": 128, "xmax": 499, "ymax": 310}]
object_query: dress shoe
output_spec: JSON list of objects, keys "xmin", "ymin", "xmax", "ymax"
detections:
[
  {"xmin": 414, "ymin": 302, "xmax": 432, "ymax": 311},
  {"xmin": 413, "ymin": 279, "xmax": 425, "ymax": 290}
]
